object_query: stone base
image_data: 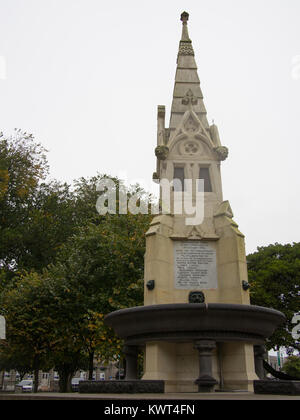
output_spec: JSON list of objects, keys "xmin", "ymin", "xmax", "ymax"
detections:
[
  {"xmin": 164, "ymin": 380, "xmax": 198, "ymax": 393},
  {"xmin": 195, "ymin": 375, "xmax": 218, "ymax": 393},
  {"xmin": 254, "ymin": 380, "xmax": 300, "ymax": 396},
  {"xmin": 223, "ymin": 379, "xmax": 255, "ymax": 392},
  {"xmin": 79, "ymin": 380, "xmax": 165, "ymax": 394}
]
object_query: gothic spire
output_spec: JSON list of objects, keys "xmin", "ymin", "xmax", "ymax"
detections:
[
  {"xmin": 169, "ymin": 12, "xmax": 210, "ymax": 137},
  {"xmin": 178, "ymin": 11, "xmax": 194, "ymax": 55}
]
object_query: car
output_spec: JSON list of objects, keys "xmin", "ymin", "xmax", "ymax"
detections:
[
  {"xmin": 115, "ymin": 369, "xmax": 125, "ymax": 380},
  {"xmin": 15, "ymin": 379, "xmax": 34, "ymax": 393},
  {"xmin": 71, "ymin": 377, "xmax": 84, "ymax": 392}
]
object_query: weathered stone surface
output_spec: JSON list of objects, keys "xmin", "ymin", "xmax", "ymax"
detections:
[
  {"xmin": 79, "ymin": 380, "xmax": 165, "ymax": 394},
  {"xmin": 254, "ymin": 380, "xmax": 300, "ymax": 395}
]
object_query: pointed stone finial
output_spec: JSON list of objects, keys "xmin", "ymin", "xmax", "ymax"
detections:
[
  {"xmin": 181, "ymin": 11, "xmax": 189, "ymax": 24},
  {"xmin": 178, "ymin": 12, "xmax": 194, "ymax": 56}
]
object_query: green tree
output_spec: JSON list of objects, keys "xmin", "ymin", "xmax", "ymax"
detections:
[
  {"xmin": 0, "ymin": 269, "xmax": 89, "ymax": 393},
  {"xmin": 282, "ymin": 355, "xmax": 300, "ymax": 379},
  {"xmin": 0, "ymin": 131, "xmax": 83, "ymax": 286},
  {"xmin": 0, "ymin": 340, "xmax": 33, "ymax": 381},
  {"xmin": 0, "ymin": 272, "xmax": 58, "ymax": 392},
  {"xmin": 0, "ymin": 169, "xmax": 153, "ymax": 391},
  {"xmin": 0, "ymin": 130, "xmax": 48, "ymax": 272},
  {"xmin": 49, "ymin": 183, "xmax": 153, "ymax": 380},
  {"xmin": 247, "ymin": 243, "xmax": 300, "ymax": 350},
  {"xmin": 17, "ymin": 181, "xmax": 78, "ymax": 272}
]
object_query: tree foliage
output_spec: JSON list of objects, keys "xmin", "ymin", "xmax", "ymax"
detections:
[
  {"xmin": 0, "ymin": 147, "xmax": 152, "ymax": 390},
  {"xmin": 282, "ymin": 355, "xmax": 300, "ymax": 379},
  {"xmin": 50, "ymin": 193, "xmax": 152, "ymax": 363},
  {"xmin": 0, "ymin": 130, "xmax": 48, "ymax": 272},
  {"xmin": 248, "ymin": 242, "xmax": 300, "ymax": 350},
  {"xmin": 0, "ymin": 131, "xmax": 82, "ymax": 281},
  {"xmin": 0, "ymin": 272, "xmax": 59, "ymax": 391}
]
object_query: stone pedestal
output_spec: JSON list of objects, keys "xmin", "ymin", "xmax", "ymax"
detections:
[
  {"xmin": 143, "ymin": 342, "xmax": 177, "ymax": 385},
  {"xmin": 220, "ymin": 342, "xmax": 258, "ymax": 391},
  {"xmin": 123, "ymin": 346, "xmax": 138, "ymax": 380},
  {"xmin": 194, "ymin": 340, "xmax": 218, "ymax": 392}
]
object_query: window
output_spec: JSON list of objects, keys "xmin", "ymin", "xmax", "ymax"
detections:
[
  {"xmin": 199, "ymin": 167, "xmax": 212, "ymax": 192},
  {"xmin": 173, "ymin": 167, "xmax": 185, "ymax": 191}
]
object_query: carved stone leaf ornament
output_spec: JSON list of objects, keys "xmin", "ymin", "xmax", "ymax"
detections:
[
  {"xmin": 214, "ymin": 146, "xmax": 229, "ymax": 161},
  {"xmin": 155, "ymin": 145, "xmax": 169, "ymax": 161},
  {"xmin": 152, "ymin": 172, "xmax": 159, "ymax": 181}
]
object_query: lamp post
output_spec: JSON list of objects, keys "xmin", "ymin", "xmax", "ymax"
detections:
[
  {"xmin": 0, "ymin": 315, "xmax": 5, "ymax": 391},
  {"xmin": 0, "ymin": 315, "xmax": 5, "ymax": 340}
]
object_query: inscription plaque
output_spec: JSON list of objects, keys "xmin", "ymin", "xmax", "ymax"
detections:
[{"xmin": 174, "ymin": 241, "xmax": 217, "ymax": 290}]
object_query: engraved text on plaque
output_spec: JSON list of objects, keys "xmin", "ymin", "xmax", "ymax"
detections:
[{"xmin": 174, "ymin": 241, "xmax": 217, "ymax": 290}]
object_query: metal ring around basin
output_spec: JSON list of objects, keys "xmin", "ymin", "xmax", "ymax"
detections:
[{"xmin": 104, "ymin": 303, "xmax": 286, "ymax": 346}]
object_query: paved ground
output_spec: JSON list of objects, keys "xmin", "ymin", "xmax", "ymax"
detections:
[{"xmin": 0, "ymin": 392, "xmax": 299, "ymax": 400}]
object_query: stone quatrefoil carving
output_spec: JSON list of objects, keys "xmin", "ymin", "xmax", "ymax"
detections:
[{"xmin": 184, "ymin": 142, "xmax": 199, "ymax": 154}]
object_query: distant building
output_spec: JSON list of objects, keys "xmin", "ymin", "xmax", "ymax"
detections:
[
  {"xmin": 0, "ymin": 358, "xmax": 119, "ymax": 391},
  {"xmin": 268, "ymin": 352, "xmax": 286, "ymax": 373}
]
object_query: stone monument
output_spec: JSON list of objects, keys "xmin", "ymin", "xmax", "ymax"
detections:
[
  {"xmin": 142, "ymin": 11, "xmax": 256, "ymax": 392},
  {"xmin": 102, "ymin": 12, "xmax": 285, "ymax": 395}
]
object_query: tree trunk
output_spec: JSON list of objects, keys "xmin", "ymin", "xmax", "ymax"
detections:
[
  {"xmin": 88, "ymin": 351, "xmax": 94, "ymax": 381},
  {"xmin": 65, "ymin": 373, "xmax": 73, "ymax": 393},
  {"xmin": 0, "ymin": 371, "xmax": 4, "ymax": 390},
  {"xmin": 58, "ymin": 369, "xmax": 73, "ymax": 393},
  {"xmin": 19, "ymin": 372, "xmax": 26, "ymax": 381},
  {"xmin": 33, "ymin": 355, "xmax": 40, "ymax": 393}
]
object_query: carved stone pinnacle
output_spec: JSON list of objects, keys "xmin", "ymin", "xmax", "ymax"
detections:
[{"xmin": 181, "ymin": 11, "xmax": 189, "ymax": 24}]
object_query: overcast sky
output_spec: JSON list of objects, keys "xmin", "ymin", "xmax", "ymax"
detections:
[{"xmin": 1, "ymin": 0, "xmax": 300, "ymax": 254}]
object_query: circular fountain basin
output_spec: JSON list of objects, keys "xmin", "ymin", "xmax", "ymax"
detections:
[{"xmin": 104, "ymin": 303, "xmax": 285, "ymax": 346}]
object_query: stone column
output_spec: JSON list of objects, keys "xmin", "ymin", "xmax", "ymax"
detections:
[
  {"xmin": 123, "ymin": 346, "xmax": 138, "ymax": 380},
  {"xmin": 254, "ymin": 345, "xmax": 266, "ymax": 380},
  {"xmin": 194, "ymin": 340, "xmax": 218, "ymax": 392}
]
